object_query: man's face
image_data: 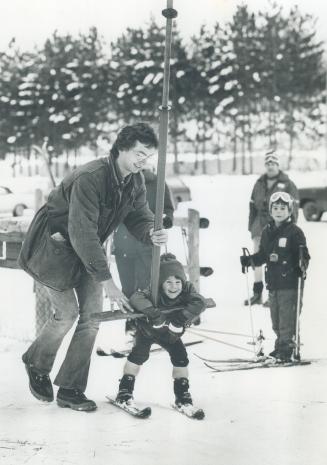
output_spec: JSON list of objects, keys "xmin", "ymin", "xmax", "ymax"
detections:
[
  {"xmin": 265, "ymin": 162, "xmax": 279, "ymax": 178},
  {"xmin": 117, "ymin": 141, "xmax": 155, "ymax": 177}
]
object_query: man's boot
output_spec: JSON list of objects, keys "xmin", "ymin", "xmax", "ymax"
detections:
[
  {"xmin": 56, "ymin": 388, "xmax": 97, "ymax": 411},
  {"xmin": 244, "ymin": 281, "xmax": 263, "ymax": 306},
  {"xmin": 22, "ymin": 355, "xmax": 54, "ymax": 402}
]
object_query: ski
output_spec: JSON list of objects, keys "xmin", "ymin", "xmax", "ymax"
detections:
[
  {"xmin": 194, "ymin": 353, "xmax": 268, "ymax": 364},
  {"xmin": 172, "ymin": 403, "xmax": 205, "ymax": 420},
  {"xmin": 204, "ymin": 359, "xmax": 311, "ymax": 373},
  {"xmin": 106, "ymin": 396, "xmax": 151, "ymax": 419},
  {"xmin": 97, "ymin": 340, "xmax": 203, "ymax": 358}
]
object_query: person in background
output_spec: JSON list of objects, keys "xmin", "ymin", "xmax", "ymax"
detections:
[
  {"xmin": 246, "ymin": 150, "xmax": 299, "ymax": 306},
  {"xmin": 113, "ymin": 167, "xmax": 174, "ymax": 303}
]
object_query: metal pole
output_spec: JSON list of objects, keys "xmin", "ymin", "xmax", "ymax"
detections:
[
  {"xmin": 294, "ymin": 245, "xmax": 305, "ymax": 360},
  {"xmin": 150, "ymin": 0, "xmax": 177, "ymax": 306},
  {"xmin": 325, "ymin": 64, "xmax": 327, "ymax": 169},
  {"xmin": 242, "ymin": 248, "xmax": 256, "ymax": 355}
]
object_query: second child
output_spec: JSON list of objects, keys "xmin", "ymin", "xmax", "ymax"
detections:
[{"xmin": 241, "ymin": 192, "xmax": 310, "ymax": 362}]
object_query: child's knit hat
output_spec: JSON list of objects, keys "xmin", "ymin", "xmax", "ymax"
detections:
[{"xmin": 159, "ymin": 253, "xmax": 186, "ymax": 286}]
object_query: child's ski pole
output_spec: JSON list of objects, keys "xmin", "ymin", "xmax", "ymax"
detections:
[
  {"xmin": 242, "ymin": 247, "xmax": 256, "ymax": 354},
  {"xmin": 294, "ymin": 245, "xmax": 305, "ymax": 360}
]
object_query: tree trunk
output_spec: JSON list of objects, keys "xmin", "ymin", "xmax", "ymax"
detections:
[
  {"xmin": 172, "ymin": 111, "xmax": 179, "ymax": 175},
  {"xmin": 288, "ymin": 121, "xmax": 294, "ymax": 170},
  {"xmin": 194, "ymin": 143, "xmax": 199, "ymax": 172},
  {"xmin": 247, "ymin": 114, "xmax": 253, "ymax": 174},
  {"xmin": 173, "ymin": 135, "xmax": 179, "ymax": 174},
  {"xmin": 241, "ymin": 122, "xmax": 246, "ymax": 175},
  {"xmin": 201, "ymin": 139, "xmax": 207, "ymax": 175},
  {"xmin": 232, "ymin": 120, "xmax": 238, "ymax": 173}
]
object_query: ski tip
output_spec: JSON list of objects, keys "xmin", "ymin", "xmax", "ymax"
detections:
[
  {"xmin": 193, "ymin": 409, "xmax": 205, "ymax": 420},
  {"xmin": 96, "ymin": 347, "xmax": 107, "ymax": 356},
  {"xmin": 138, "ymin": 407, "xmax": 152, "ymax": 418},
  {"xmin": 110, "ymin": 350, "xmax": 126, "ymax": 358}
]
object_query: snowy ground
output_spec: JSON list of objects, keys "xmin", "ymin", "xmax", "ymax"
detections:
[{"xmin": 1, "ymin": 173, "xmax": 327, "ymax": 465}]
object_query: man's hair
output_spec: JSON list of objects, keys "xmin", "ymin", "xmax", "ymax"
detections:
[{"xmin": 111, "ymin": 122, "xmax": 158, "ymax": 158}]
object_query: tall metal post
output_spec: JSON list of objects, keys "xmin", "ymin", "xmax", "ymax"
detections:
[
  {"xmin": 325, "ymin": 64, "xmax": 327, "ymax": 169},
  {"xmin": 150, "ymin": 1, "xmax": 177, "ymax": 306}
]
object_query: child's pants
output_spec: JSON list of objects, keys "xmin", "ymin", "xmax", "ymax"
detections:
[
  {"xmin": 269, "ymin": 288, "xmax": 301, "ymax": 356},
  {"xmin": 127, "ymin": 330, "xmax": 189, "ymax": 367}
]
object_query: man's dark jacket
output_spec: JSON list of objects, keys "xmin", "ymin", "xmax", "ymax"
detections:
[{"xmin": 18, "ymin": 155, "xmax": 154, "ymax": 291}]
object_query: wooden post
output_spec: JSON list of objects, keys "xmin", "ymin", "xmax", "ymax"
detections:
[{"xmin": 187, "ymin": 208, "xmax": 200, "ymax": 292}]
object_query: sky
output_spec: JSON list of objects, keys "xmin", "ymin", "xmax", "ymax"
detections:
[{"xmin": 0, "ymin": 0, "xmax": 327, "ymax": 52}]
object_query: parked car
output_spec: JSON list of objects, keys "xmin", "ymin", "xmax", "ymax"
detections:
[
  {"xmin": 298, "ymin": 185, "xmax": 327, "ymax": 221},
  {"xmin": 0, "ymin": 185, "xmax": 34, "ymax": 216},
  {"xmin": 166, "ymin": 177, "xmax": 191, "ymax": 205}
]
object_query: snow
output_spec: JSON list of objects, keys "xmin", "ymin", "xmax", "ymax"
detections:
[{"xmin": 1, "ymin": 172, "xmax": 327, "ymax": 465}]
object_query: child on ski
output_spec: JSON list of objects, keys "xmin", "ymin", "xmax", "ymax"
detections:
[
  {"xmin": 112, "ymin": 253, "xmax": 207, "ymax": 417},
  {"xmin": 240, "ymin": 192, "xmax": 310, "ymax": 362}
]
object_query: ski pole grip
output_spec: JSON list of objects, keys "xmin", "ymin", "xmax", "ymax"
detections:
[
  {"xmin": 299, "ymin": 245, "xmax": 306, "ymax": 278},
  {"xmin": 241, "ymin": 247, "xmax": 250, "ymax": 273}
]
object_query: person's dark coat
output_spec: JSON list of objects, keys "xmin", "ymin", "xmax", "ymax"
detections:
[
  {"xmin": 18, "ymin": 155, "xmax": 154, "ymax": 291},
  {"xmin": 251, "ymin": 218, "xmax": 310, "ymax": 291},
  {"xmin": 113, "ymin": 169, "xmax": 174, "ymax": 257},
  {"xmin": 248, "ymin": 171, "xmax": 299, "ymax": 238}
]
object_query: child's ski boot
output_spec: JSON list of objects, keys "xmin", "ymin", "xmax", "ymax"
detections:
[{"xmin": 173, "ymin": 378, "xmax": 204, "ymax": 420}]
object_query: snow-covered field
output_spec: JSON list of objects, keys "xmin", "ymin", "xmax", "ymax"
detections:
[{"xmin": 0, "ymin": 172, "xmax": 327, "ymax": 465}]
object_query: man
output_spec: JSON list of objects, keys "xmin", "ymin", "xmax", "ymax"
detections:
[
  {"xmin": 246, "ymin": 149, "xmax": 299, "ymax": 306},
  {"xmin": 18, "ymin": 123, "xmax": 168, "ymax": 412}
]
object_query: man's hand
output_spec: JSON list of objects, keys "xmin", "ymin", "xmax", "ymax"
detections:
[
  {"xmin": 103, "ymin": 279, "xmax": 133, "ymax": 312},
  {"xmin": 150, "ymin": 227, "xmax": 168, "ymax": 246}
]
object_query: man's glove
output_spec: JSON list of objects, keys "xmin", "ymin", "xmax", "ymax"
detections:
[
  {"xmin": 163, "ymin": 215, "xmax": 173, "ymax": 229},
  {"xmin": 240, "ymin": 255, "xmax": 252, "ymax": 273}
]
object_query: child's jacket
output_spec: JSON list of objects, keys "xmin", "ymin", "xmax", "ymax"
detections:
[
  {"xmin": 130, "ymin": 282, "xmax": 206, "ymax": 338},
  {"xmin": 251, "ymin": 219, "xmax": 310, "ymax": 291}
]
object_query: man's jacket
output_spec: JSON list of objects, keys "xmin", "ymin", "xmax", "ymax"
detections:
[
  {"xmin": 248, "ymin": 171, "xmax": 299, "ymax": 238},
  {"xmin": 18, "ymin": 155, "xmax": 154, "ymax": 291}
]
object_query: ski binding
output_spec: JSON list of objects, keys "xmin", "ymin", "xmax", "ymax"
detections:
[
  {"xmin": 172, "ymin": 403, "xmax": 205, "ymax": 420},
  {"xmin": 106, "ymin": 396, "xmax": 151, "ymax": 418}
]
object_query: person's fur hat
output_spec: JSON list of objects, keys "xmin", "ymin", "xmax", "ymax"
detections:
[
  {"xmin": 159, "ymin": 253, "xmax": 186, "ymax": 286},
  {"xmin": 265, "ymin": 149, "xmax": 279, "ymax": 165}
]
